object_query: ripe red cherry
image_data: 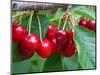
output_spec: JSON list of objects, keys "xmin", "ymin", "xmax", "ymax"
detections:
[
  {"xmin": 46, "ymin": 24, "xmax": 58, "ymax": 40},
  {"xmin": 87, "ymin": 20, "xmax": 96, "ymax": 31},
  {"xmin": 50, "ymin": 38, "xmax": 58, "ymax": 52},
  {"xmin": 55, "ymin": 30, "xmax": 68, "ymax": 45},
  {"xmin": 37, "ymin": 38, "xmax": 53, "ymax": 58},
  {"xmin": 21, "ymin": 33, "xmax": 40, "ymax": 51},
  {"xmin": 79, "ymin": 18, "xmax": 87, "ymax": 27},
  {"xmin": 50, "ymin": 38, "xmax": 63, "ymax": 53},
  {"xmin": 18, "ymin": 43, "xmax": 35, "ymax": 59},
  {"xmin": 68, "ymin": 29, "xmax": 74, "ymax": 40},
  {"xmin": 12, "ymin": 22, "xmax": 27, "ymax": 43},
  {"xmin": 60, "ymin": 40, "xmax": 76, "ymax": 57}
]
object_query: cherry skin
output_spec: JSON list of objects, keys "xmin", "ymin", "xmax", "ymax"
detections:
[
  {"xmin": 50, "ymin": 38, "xmax": 61, "ymax": 52},
  {"xmin": 68, "ymin": 29, "xmax": 74, "ymax": 40},
  {"xmin": 50, "ymin": 38, "xmax": 57, "ymax": 51},
  {"xmin": 87, "ymin": 20, "xmax": 96, "ymax": 31},
  {"xmin": 21, "ymin": 33, "xmax": 41, "ymax": 51},
  {"xmin": 37, "ymin": 38, "xmax": 53, "ymax": 58},
  {"xmin": 18, "ymin": 43, "xmax": 35, "ymax": 59},
  {"xmin": 55, "ymin": 30, "xmax": 68, "ymax": 45},
  {"xmin": 60, "ymin": 40, "xmax": 76, "ymax": 57},
  {"xmin": 46, "ymin": 24, "xmax": 58, "ymax": 40},
  {"xmin": 79, "ymin": 18, "xmax": 87, "ymax": 27},
  {"xmin": 12, "ymin": 22, "xmax": 27, "ymax": 43}
]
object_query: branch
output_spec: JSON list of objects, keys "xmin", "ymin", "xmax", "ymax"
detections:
[{"xmin": 12, "ymin": 1, "xmax": 70, "ymax": 11}]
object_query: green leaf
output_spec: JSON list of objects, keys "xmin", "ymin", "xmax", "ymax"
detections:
[
  {"xmin": 74, "ymin": 25, "xmax": 96, "ymax": 69},
  {"xmin": 12, "ymin": 53, "xmax": 46, "ymax": 73},
  {"xmin": 12, "ymin": 59, "xmax": 31, "ymax": 74},
  {"xmin": 43, "ymin": 53, "xmax": 63, "ymax": 72},
  {"xmin": 73, "ymin": 7, "xmax": 95, "ymax": 20},
  {"xmin": 29, "ymin": 53, "xmax": 46, "ymax": 72},
  {"xmin": 50, "ymin": 8, "xmax": 64, "ymax": 22},
  {"xmin": 12, "ymin": 42, "xmax": 22, "ymax": 62},
  {"xmin": 63, "ymin": 54, "xmax": 82, "ymax": 70}
]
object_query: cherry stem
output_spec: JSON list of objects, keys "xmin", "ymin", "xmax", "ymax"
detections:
[
  {"xmin": 19, "ymin": 11, "xmax": 22, "ymax": 25},
  {"xmin": 58, "ymin": 15, "xmax": 63, "ymax": 30},
  {"xmin": 62, "ymin": 15, "xmax": 68, "ymax": 30},
  {"xmin": 69, "ymin": 15, "xmax": 74, "ymax": 29},
  {"xmin": 58, "ymin": 12, "xmax": 68, "ymax": 30},
  {"xmin": 12, "ymin": 11, "xmax": 30, "ymax": 18},
  {"xmin": 28, "ymin": 11, "xmax": 34, "ymax": 34},
  {"xmin": 37, "ymin": 15, "xmax": 42, "ymax": 42}
]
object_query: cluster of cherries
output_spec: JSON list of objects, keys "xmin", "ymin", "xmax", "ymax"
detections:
[
  {"xmin": 79, "ymin": 17, "xmax": 96, "ymax": 31},
  {"xmin": 12, "ymin": 22, "xmax": 76, "ymax": 59}
]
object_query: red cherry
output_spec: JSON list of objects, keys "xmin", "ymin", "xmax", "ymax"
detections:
[
  {"xmin": 21, "ymin": 33, "xmax": 40, "ymax": 51},
  {"xmin": 37, "ymin": 38, "xmax": 53, "ymax": 58},
  {"xmin": 79, "ymin": 18, "xmax": 87, "ymax": 27},
  {"xmin": 18, "ymin": 43, "xmax": 35, "ymax": 59},
  {"xmin": 47, "ymin": 37, "xmax": 60, "ymax": 52},
  {"xmin": 50, "ymin": 38, "xmax": 63, "ymax": 52},
  {"xmin": 55, "ymin": 30, "xmax": 68, "ymax": 45},
  {"xmin": 50, "ymin": 38, "xmax": 57, "ymax": 50},
  {"xmin": 87, "ymin": 20, "xmax": 96, "ymax": 31},
  {"xmin": 68, "ymin": 29, "xmax": 74, "ymax": 40},
  {"xmin": 60, "ymin": 40, "xmax": 76, "ymax": 57},
  {"xmin": 46, "ymin": 24, "xmax": 58, "ymax": 40},
  {"xmin": 12, "ymin": 22, "xmax": 27, "ymax": 43}
]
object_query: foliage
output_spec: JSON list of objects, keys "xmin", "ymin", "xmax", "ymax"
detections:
[{"xmin": 12, "ymin": 5, "xmax": 96, "ymax": 74}]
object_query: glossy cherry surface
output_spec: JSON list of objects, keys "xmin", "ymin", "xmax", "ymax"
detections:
[
  {"xmin": 50, "ymin": 38, "xmax": 57, "ymax": 52},
  {"xmin": 21, "ymin": 33, "xmax": 41, "ymax": 51},
  {"xmin": 68, "ymin": 29, "xmax": 74, "ymax": 40},
  {"xmin": 87, "ymin": 20, "xmax": 96, "ymax": 31},
  {"xmin": 79, "ymin": 18, "xmax": 96, "ymax": 31},
  {"xmin": 79, "ymin": 18, "xmax": 87, "ymax": 27},
  {"xmin": 18, "ymin": 43, "xmax": 35, "ymax": 59},
  {"xmin": 60, "ymin": 40, "xmax": 76, "ymax": 57},
  {"xmin": 46, "ymin": 24, "xmax": 58, "ymax": 40},
  {"xmin": 37, "ymin": 38, "xmax": 53, "ymax": 58},
  {"xmin": 12, "ymin": 22, "xmax": 27, "ymax": 43},
  {"xmin": 55, "ymin": 30, "xmax": 68, "ymax": 45}
]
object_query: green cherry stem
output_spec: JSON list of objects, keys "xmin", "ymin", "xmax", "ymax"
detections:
[
  {"xmin": 58, "ymin": 12, "xmax": 68, "ymax": 30},
  {"xmin": 58, "ymin": 15, "xmax": 63, "ymax": 30},
  {"xmin": 69, "ymin": 15, "xmax": 74, "ymax": 29},
  {"xmin": 19, "ymin": 11, "xmax": 22, "ymax": 25},
  {"xmin": 58, "ymin": 12, "xmax": 66, "ymax": 29},
  {"xmin": 37, "ymin": 15, "xmax": 42, "ymax": 42},
  {"xmin": 28, "ymin": 11, "xmax": 34, "ymax": 34},
  {"xmin": 62, "ymin": 15, "xmax": 68, "ymax": 30}
]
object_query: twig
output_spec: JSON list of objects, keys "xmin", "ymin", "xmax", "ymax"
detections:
[{"xmin": 12, "ymin": 1, "xmax": 69, "ymax": 11}]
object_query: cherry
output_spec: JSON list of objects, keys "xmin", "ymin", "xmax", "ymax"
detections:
[
  {"xmin": 55, "ymin": 30, "xmax": 68, "ymax": 45},
  {"xmin": 79, "ymin": 18, "xmax": 87, "ymax": 27},
  {"xmin": 60, "ymin": 40, "xmax": 76, "ymax": 57},
  {"xmin": 18, "ymin": 43, "xmax": 35, "ymax": 59},
  {"xmin": 37, "ymin": 38, "xmax": 53, "ymax": 58},
  {"xmin": 50, "ymin": 38, "xmax": 57, "ymax": 51},
  {"xmin": 87, "ymin": 20, "xmax": 96, "ymax": 31},
  {"xmin": 21, "ymin": 33, "xmax": 40, "ymax": 51},
  {"xmin": 46, "ymin": 24, "xmax": 58, "ymax": 40},
  {"xmin": 12, "ymin": 22, "xmax": 27, "ymax": 43},
  {"xmin": 50, "ymin": 38, "xmax": 60, "ymax": 52},
  {"xmin": 68, "ymin": 29, "xmax": 74, "ymax": 40}
]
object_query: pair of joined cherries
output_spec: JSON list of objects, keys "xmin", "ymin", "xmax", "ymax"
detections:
[{"xmin": 79, "ymin": 17, "xmax": 96, "ymax": 31}]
